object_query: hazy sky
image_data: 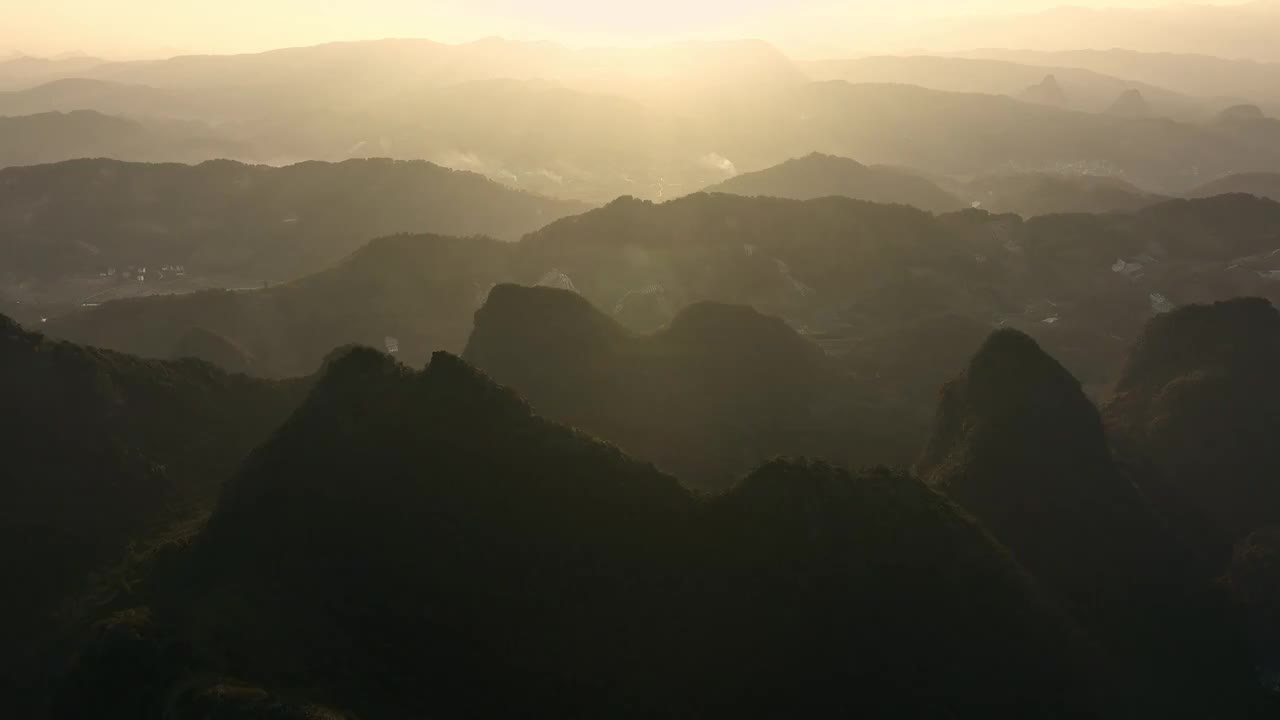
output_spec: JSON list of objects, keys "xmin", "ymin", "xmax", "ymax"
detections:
[{"xmin": 1, "ymin": 1, "xmax": 1256, "ymax": 58}]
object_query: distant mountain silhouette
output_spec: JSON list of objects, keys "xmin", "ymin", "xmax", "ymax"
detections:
[
  {"xmin": 48, "ymin": 38, "xmax": 803, "ymax": 101},
  {"xmin": 804, "ymin": 55, "xmax": 1215, "ymax": 120},
  {"xmin": 702, "ymin": 153, "xmax": 963, "ymax": 212},
  {"xmin": 8, "ymin": 44, "xmax": 1280, "ymax": 200},
  {"xmin": 1106, "ymin": 298, "xmax": 1280, "ymax": 559},
  {"xmin": 0, "ymin": 78, "xmax": 195, "ymax": 119},
  {"xmin": 954, "ymin": 48, "xmax": 1280, "ymax": 114},
  {"xmin": 48, "ymin": 233, "xmax": 515, "ymax": 378},
  {"xmin": 918, "ymin": 328, "xmax": 1266, "ymax": 715},
  {"xmin": 0, "ymin": 314, "xmax": 307, "ymax": 709},
  {"xmin": 1018, "ymin": 74, "xmax": 1069, "ymax": 107},
  {"xmin": 169, "ymin": 327, "xmax": 256, "ymax": 375},
  {"xmin": 1218, "ymin": 104, "xmax": 1270, "ymax": 123},
  {"xmin": 1209, "ymin": 103, "xmax": 1280, "ymax": 150},
  {"xmin": 0, "ymin": 111, "xmax": 245, "ymax": 170},
  {"xmin": 54, "ymin": 348, "xmax": 1108, "ymax": 717},
  {"xmin": 0, "ymin": 157, "xmax": 586, "ymax": 286},
  {"xmin": 0, "ymin": 55, "xmax": 106, "ymax": 90},
  {"xmin": 739, "ymin": 81, "xmax": 1280, "ymax": 194},
  {"xmin": 1107, "ymin": 89, "xmax": 1155, "ymax": 118},
  {"xmin": 964, "ymin": 171, "xmax": 1167, "ymax": 216},
  {"xmin": 1187, "ymin": 172, "xmax": 1280, "ymax": 201}
]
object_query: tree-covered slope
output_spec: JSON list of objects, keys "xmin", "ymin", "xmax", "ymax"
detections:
[{"xmin": 53, "ymin": 349, "xmax": 1107, "ymax": 718}]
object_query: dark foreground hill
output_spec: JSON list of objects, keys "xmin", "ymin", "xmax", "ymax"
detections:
[
  {"xmin": 52, "ymin": 349, "xmax": 1107, "ymax": 718},
  {"xmin": 10, "ymin": 312, "xmax": 1280, "ymax": 714},
  {"xmin": 919, "ymin": 330, "xmax": 1174, "ymax": 602},
  {"xmin": 1229, "ymin": 526, "xmax": 1280, "ymax": 689},
  {"xmin": 463, "ymin": 284, "xmax": 921, "ymax": 490},
  {"xmin": 1106, "ymin": 298, "xmax": 1280, "ymax": 561},
  {"xmin": 0, "ymin": 315, "xmax": 308, "ymax": 711},
  {"xmin": 0, "ymin": 157, "xmax": 587, "ymax": 288},
  {"xmin": 918, "ymin": 328, "xmax": 1268, "ymax": 716},
  {"xmin": 1107, "ymin": 300, "xmax": 1280, "ymax": 682}
]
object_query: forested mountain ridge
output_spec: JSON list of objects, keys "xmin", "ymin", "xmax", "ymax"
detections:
[
  {"xmin": 706, "ymin": 153, "xmax": 1172, "ymax": 216},
  {"xmin": 0, "ymin": 157, "xmax": 587, "ymax": 290},
  {"xmin": 11, "ymin": 298, "xmax": 1280, "ymax": 715},
  {"xmin": 1106, "ymin": 298, "xmax": 1280, "ymax": 564},
  {"xmin": 1188, "ymin": 172, "xmax": 1280, "ymax": 202},
  {"xmin": 463, "ymin": 284, "xmax": 921, "ymax": 489},
  {"xmin": 51, "ymin": 347, "xmax": 1111, "ymax": 717},
  {"xmin": 0, "ymin": 111, "xmax": 248, "ymax": 171},
  {"xmin": 701, "ymin": 153, "xmax": 964, "ymax": 212},
  {"xmin": 0, "ymin": 314, "xmax": 309, "ymax": 711},
  {"xmin": 919, "ymin": 327, "xmax": 1268, "ymax": 716},
  {"xmin": 46, "ymin": 191, "xmax": 1280, "ymax": 403},
  {"xmin": 46, "ymin": 233, "xmax": 513, "ymax": 378}
]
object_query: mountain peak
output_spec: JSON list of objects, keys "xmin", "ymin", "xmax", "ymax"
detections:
[
  {"xmin": 1216, "ymin": 103, "xmax": 1267, "ymax": 123},
  {"xmin": 704, "ymin": 153, "xmax": 960, "ymax": 212},
  {"xmin": 960, "ymin": 328, "xmax": 1092, "ymax": 423},
  {"xmin": 725, "ymin": 458, "xmax": 906, "ymax": 515},
  {"xmin": 465, "ymin": 284, "xmax": 630, "ymax": 371},
  {"xmin": 917, "ymin": 329, "xmax": 1155, "ymax": 600},
  {"xmin": 478, "ymin": 283, "xmax": 618, "ymax": 333},
  {"xmin": 1107, "ymin": 89, "xmax": 1153, "ymax": 118},
  {"xmin": 0, "ymin": 313, "xmax": 25, "ymax": 341},
  {"xmin": 419, "ymin": 350, "xmax": 533, "ymax": 419},
  {"xmin": 796, "ymin": 152, "xmax": 867, "ymax": 168},
  {"xmin": 665, "ymin": 301, "xmax": 804, "ymax": 343},
  {"xmin": 1018, "ymin": 74, "xmax": 1068, "ymax": 106}
]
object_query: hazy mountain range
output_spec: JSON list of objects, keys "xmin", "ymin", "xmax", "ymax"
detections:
[
  {"xmin": 5, "ymin": 38, "xmax": 1280, "ymax": 202},
  {"xmin": 42, "ymin": 191, "xmax": 1280, "ymax": 407},
  {"xmin": 9, "ymin": 12, "xmax": 1280, "ymax": 716},
  {"xmin": 0, "ymin": 157, "xmax": 584, "ymax": 285}
]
